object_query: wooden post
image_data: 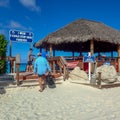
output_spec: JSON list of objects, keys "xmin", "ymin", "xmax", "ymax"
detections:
[
  {"xmin": 53, "ymin": 61, "xmax": 55, "ymax": 73},
  {"xmin": 88, "ymin": 52, "xmax": 91, "ymax": 81},
  {"xmin": 16, "ymin": 64, "xmax": 20, "ymax": 86},
  {"xmin": 97, "ymin": 72, "xmax": 102, "ymax": 89},
  {"xmin": 118, "ymin": 45, "xmax": 120, "ymax": 72},
  {"xmin": 60, "ymin": 67, "xmax": 62, "ymax": 75},
  {"xmin": 90, "ymin": 39, "xmax": 94, "ymax": 73},
  {"xmin": 10, "ymin": 40, "xmax": 12, "ymax": 73},
  {"xmin": 11, "ymin": 60, "xmax": 14, "ymax": 73},
  {"xmin": 49, "ymin": 61, "xmax": 52, "ymax": 72},
  {"xmin": 16, "ymin": 54, "xmax": 20, "ymax": 86},
  {"xmin": 90, "ymin": 39, "xmax": 94, "ymax": 55},
  {"xmin": 50, "ymin": 44, "xmax": 53, "ymax": 57}
]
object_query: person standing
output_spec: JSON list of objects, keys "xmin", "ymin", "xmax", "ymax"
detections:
[
  {"xmin": 26, "ymin": 48, "xmax": 34, "ymax": 72},
  {"xmin": 34, "ymin": 53, "xmax": 51, "ymax": 92}
]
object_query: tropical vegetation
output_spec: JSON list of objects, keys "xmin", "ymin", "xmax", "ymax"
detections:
[{"xmin": 0, "ymin": 34, "xmax": 8, "ymax": 74}]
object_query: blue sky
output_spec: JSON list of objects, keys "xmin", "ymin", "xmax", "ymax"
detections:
[{"xmin": 0, "ymin": 0, "xmax": 120, "ymax": 62}]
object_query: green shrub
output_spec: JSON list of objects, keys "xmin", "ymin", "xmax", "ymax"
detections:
[{"xmin": 0, "ymin": 34, "xmax": 8, "ymax": 74}]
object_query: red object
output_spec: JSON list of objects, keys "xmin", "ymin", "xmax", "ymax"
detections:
[
  {"xmin": 67, "ymin": 61, "xmax": 79, "ymax": 69},
  {"xmin": 116, "ymin": 62, "xmax": 118, "ymax": 72},
  {"xmin": 84, "ymin": 63, "xmax": 88, "ymax": 72}
]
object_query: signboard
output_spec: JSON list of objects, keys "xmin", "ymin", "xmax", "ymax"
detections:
[
  {"xmin": 83, "ymin": 56, "xmax": 95, "ymax": 63},
  {"xmin": 9, "ymin": 30, "xmax": 33, "ymax": 42}
]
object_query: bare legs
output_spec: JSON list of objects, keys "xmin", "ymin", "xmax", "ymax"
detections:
[
  {"xmin": 26, "ymin": 65, "xmax": 33, "ymax": 72},
  {"xmin": 38, "ymin": 75, "xmax": 46, "ymax": 92}
]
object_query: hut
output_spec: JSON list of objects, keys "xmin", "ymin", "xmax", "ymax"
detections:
[{"xmin": 34, "ymin": 18, "xmax": 120, "ymax": 72}]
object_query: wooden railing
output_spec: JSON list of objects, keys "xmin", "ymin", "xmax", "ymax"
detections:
[
  {"xmin": 47, "ymin": 56, "xmax": 118, "ymax": 78},
  {"xmin": 48, "ymin": 57, "xmax": 69, "ymax": 80},
  {"xmin": 0, "ymin": 56, "xmax": 15, "ymax": 61}
]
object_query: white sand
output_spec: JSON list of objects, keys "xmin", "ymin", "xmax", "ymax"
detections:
[{"xmin": 0, "ymin": 81, "xmax": 120, "ymax": 120}]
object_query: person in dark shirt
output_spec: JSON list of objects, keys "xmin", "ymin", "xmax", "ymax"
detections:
[{"xmin": 26, "ymin": 48, "xmax": 34, "ymax": 72}]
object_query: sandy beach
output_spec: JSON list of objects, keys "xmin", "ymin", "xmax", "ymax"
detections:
[{"xmin": 0, "ymin": 80, "xmax": 120, "ymax": 120}]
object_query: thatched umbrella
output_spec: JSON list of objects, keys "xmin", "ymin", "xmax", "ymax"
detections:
[
  {"xmin": 34, "ymin": 19, "xmax": 120, "ymax": 52},
  {"xmin": 34, "ymin": 19, "xmax": 120, "ymax": 71}
]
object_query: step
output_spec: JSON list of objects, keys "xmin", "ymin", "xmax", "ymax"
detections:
[
  {"xmin": 18, "ymin": 72, "xmax": 62, "ymax": 81},
  {"xmin": 0, "ymin": 74, "xmax": 16, "ymax": 86},
  {"xmin": 0, "ymin": 74, "xmax": 14, "ymax": 81}
]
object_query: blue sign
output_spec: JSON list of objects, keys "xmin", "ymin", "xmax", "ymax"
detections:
[
  {"xmin": 83, "ymin": 56, "xmax": 95, "ymax": 63},
  {"xmin": 10, "ymin": 30, "xmax": 33, "ymax": 42},
  {"xmin": 104, "ymin": 61, "xmax": 110, "ymax": 65}
]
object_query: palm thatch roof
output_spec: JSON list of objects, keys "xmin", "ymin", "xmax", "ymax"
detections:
[{"xmin": 34, "ymin": 19, "xmax": 120, "ymax": 52}]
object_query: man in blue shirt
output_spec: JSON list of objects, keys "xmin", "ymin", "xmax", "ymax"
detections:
[{"xmin": 34, "ymin": 53, "xmax": 51, "ymax": 92}]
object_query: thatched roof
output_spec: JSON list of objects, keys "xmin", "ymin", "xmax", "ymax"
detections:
[{"xmin": 34, "ymin": 19, "xmax": 120, "ymax": 52}]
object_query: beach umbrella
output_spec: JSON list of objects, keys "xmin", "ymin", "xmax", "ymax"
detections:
[
  {"xmin": 34, "ymin": 18, "xmax": 120, "ymax": 53},
  {"xmin": 34, "ymin": 18, "xmax": 120, "ymax": 72}
]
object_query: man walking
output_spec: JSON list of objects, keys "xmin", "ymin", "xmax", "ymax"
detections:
[{"xmin": 34, "ymin": 53, "xmax": 51, "ymax": 92}]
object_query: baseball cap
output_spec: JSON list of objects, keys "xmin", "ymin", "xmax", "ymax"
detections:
[{"xmin": 37, "ymin": 53, "xmax": 41, "ymax": 56}]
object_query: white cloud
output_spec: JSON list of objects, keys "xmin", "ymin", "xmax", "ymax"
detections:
[
  {"xmin": 9, "ymin": 20, "xmax": 25, "ymax": 29},
  {"xmin": 19, "ymin": 0, "xmax": 40, "ymax": 12},
  {"xmin": 0, "ymin": 20, "xmax": 32, "ymax": 37},
  {"xmin": 9, "ymin": 20, "xmax": 32, "ymax": 31},
  {"xmin": 25, "ymin": 16, "xmax": 32, "ymax": 21},
  {"xmin": 0, "ymin": 0, "xmax": 9, "ymax": 7}
]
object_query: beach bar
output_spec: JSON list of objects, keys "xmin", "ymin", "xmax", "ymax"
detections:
[{"xmin": 34, "ymin": 19, "xmax": 120, "ymax": 75}]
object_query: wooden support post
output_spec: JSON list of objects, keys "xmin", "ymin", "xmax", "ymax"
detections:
[
  {"xmin": 90, "ymin": 62, "xmax": 97, "ymax": 85},
  {"xmin": 53, "ymin": 61, "xmax": 55, "ymax": 73},
  {"xmin": 16, "ymin": 64, "xmax": 20, "ymax": 86},
  {"xmin": 11, "ymin": 60, "xmax": 14, "ymax": 73},
  {"xmin": 63, "ymin": 66, "xmax": 66, "ymax": 81},
  {"xmin": 118, "ymin": 45, "xmax": 120, "ymax": 72},
  {"xmin": 16, "ymin": 54, "xmax": 20, "ymax": 86},
  {"xmin": 97, "ymin": 72, "xmax": 102, "ymax": 89},
  {"xmin": 88, "ymin": 52, "xmax": 91, "ymax": 81},
  {"xmin": 50, "ymin": 44, "xmax": 53, "ymax": 57},
  {"xmin": 60, "ymin": 67, "xmax": 62, "ymax": 75},
  {"xmin": 49, "ymin": 61, "xmax": 53, "ymax": 72},
  {"xmin": 50, "ymin": 61, "xmax": 54, "ymax": 73},
  {"xmin": 10, "ymin": 40, "xmax": 12, "ymax": 73},
  {"xmin": 90, "ymin": 39, "xmax": 94, "ymax": 55},
  {"xmin": 90, "ymin": 39, "xmax": 94, "ymax": 73}
]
